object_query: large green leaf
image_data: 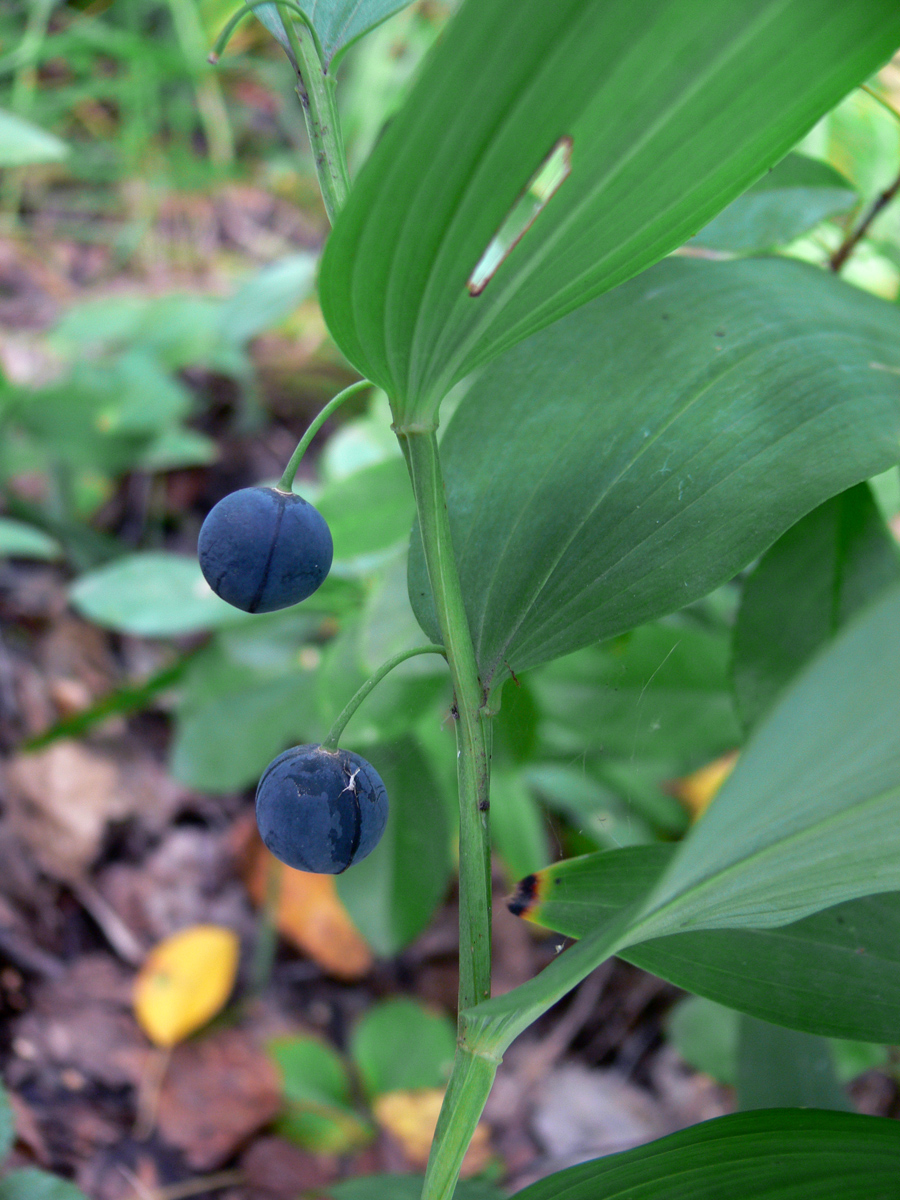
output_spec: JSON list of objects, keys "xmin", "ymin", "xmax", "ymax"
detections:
[
  {"xmin": 463, "ymin": 582, "xmax": 900, "ymax": 1056},
  {"xmin": 629, "ymin": 580, "xmax": 900, "ymax": 941},
  {"xmin": 732, "ymin": 483, "xmax": 900, "ymax": 731},
  {"xmin": 255, "ymin": 1, "xmax": 413, "ymax": 69},
  {"xmin": 511, "ymin": 846, "xmax": 900, "ymax": 1043},
  {"xmin": 408, "ymin": 257, "xmax": 900, "ymax": 683},
  {"xmin": 320, "ymin": 0, "xmax": 900, "ymax": 420},
  {"xmin": 509, "ymin": 1111, "xmax": 900, "ymax": 1200}
]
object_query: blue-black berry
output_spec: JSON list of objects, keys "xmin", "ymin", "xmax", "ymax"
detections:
[
  {"xmin": 256, "ymin": 744, "xmax": 388, "ymax": 873},
  {"xmin": 198, "ymin": 486, "xmax": 333, "ymax": 614}
]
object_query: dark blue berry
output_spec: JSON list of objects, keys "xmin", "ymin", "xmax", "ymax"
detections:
[
  {"xmin": 198, "ymin": 486, "xmax": 332, "ymax": 614},
  {"xmin": 256, "ymin": 744, "xmax": 388, "ymax": 874}
]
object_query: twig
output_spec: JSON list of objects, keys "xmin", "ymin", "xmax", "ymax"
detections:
[{"xmin": 830, "ymin": 167, "xmax": 900, "ymax": 272}]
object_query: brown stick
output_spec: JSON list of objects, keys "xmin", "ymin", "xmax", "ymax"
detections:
[{"xmin": 830, "ymin": 167, "xmax": 900, "ymax": 272}]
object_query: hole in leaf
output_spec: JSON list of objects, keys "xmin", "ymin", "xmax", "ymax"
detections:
[{"xmin": 467, "ymin": 136, "xmax": 573, "ymax": 297}]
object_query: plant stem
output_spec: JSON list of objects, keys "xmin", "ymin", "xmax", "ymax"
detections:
[
  {"xmin": 167, "ymin": 0, "xmax": 235, "ymax": 167},
  {"xmin": 277, "ymin": 9, "xmax": 350, "ymax": 226},
  {"xmin": 321, "ymin": 644, "xmax": 447, "ymax": 752},
  {"xmin": 422, "ymin": 1046, "xmax": 499, "ymax": 1200},
  {"xmin": 399, "ymin": 429, "xmax": 493, "ymax": 1012},
  {"xmin": 277, "ymin": 379, "xmax": 372, "ymax": 492}
]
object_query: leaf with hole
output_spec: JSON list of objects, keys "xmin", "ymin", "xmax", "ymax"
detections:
[
  {"xmin": 320, "ymin": 0, "xmax": 900, "ymax": 420},
  {"xmin": 408, "ymin": 257, "xmax": 900, "ymax": 683}
]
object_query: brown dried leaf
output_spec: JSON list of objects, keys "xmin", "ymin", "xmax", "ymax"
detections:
[
  {"xmin": 157, "ymin": 1028, "xmax": 282, "ymax": 1170},
  {"xmin": 245, "ymin": 841, "xmax": 372, "ymax": 981},
  {"xmin": 240, "ymin": 1135, "xmax": 339, "ymax": 1197},
  {"xmin": 4, "ymin": 741, "xmax": 123, "ymax": 879},
  {"xmin": 4, "ymin": 741, "xmax": 186, "ymax": 882},
  {"xmin": 8, "ymin": 955, "xmax": 148, "ymax": 1090}
]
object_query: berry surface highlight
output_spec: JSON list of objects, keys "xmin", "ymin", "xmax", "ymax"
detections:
[
  {"xmin": 256, "ymin": 744, "xmax": 389, "ymax": 874},
  {"xmin": 198, "ymin": 486, "xmax": 333, "ymax": 613}
]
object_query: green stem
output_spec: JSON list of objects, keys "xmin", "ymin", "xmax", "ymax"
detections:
[
  {"xmin": 167, "ymin": 0, "xmax": 235, "ymax": 166},
  {"xmin": 277, "ymin": 379, "xmax": 371, "ymax": 492},
  {"xmin": 321, "ymin": 644, "xmax": 447, "ymax": 752},
  {"xmin": 399, "ymin": 429, "xmax": 493, "ymax": 1012},
  {"xmin": 277, "ymin": 8, "xmax": 350, "ymax": 225},
  {"xmin": 422, "ymin": 1047, "xmax": 499, "ymax": 1200}
]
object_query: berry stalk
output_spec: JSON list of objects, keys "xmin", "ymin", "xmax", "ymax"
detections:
[
  {"xmin": 320, "ymin": 644, "xmax": 448, "ymax": 752},
  {"xmin": 278, "ymin": 379, "xmax": 372, "ymax": 493}
]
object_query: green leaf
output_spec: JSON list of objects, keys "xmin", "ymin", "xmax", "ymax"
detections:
[
  {"xmin": 336, "ymin": 737, "xmax": 451, "ymax": 955},
  {"xmin": 137, "ymin": 427, "xmax": 218, "ymax": 472},
  {"xmin": 320, "ymin": 0, "xmax": 900, "ymax": 421},
  {"xmin": 690, "ymin": 153, "xmax": 857, "ymax": 253},
  {"xmin": 408, "ymin": 257, "xmax": 900, "ymax": 682},
  {"xmin": 317, "ymin": 620, "xmax": 447, "ymax": 746},
  {"xmin": 630, "ymin": 580, "xmax": 900, "ymax": 941},
  {"xmin": 509, "ymin": 1110, "xmax": 900, "ymax": 1200},
  {"xmin": 667, "ymin": 995, "xmax": 739, "ymax": 1086},
  {"xmin": 170, "ymin": 612, "xmax": 325, "ymax": 790},
  {"xmin": 170, "ymin": 657, "xmax": 321, "ymax": 792},
  {"xmin": 317, "ymin": 458, "xmax": 414, "ymax": 566},
  {"xmin": 531, "ymin": 623, "xmax": 741, "ymax": 768},
  {"xmin": 218, "ymin": 253, "xmax": 317, "ymax": 344},
  {"xmin": 70, "ymin": 553, "xmax": 253, "ymax": 636},
  {"xmin": 736, "ymin": 1016, "xmax": 850, "ymax": 1112},
  {"xmin": 732, "ymin": 483, "xmax": 900, "ymax": 730},
  {"xmin": 255, "ymin": 1, "xmax": 414, "ymax": 69},
  {"xmin": 0, "ymin": 518, "xmax": 62, "ymax": 561},
  {"xmin": 0, "ymin": 110, "xmax": 69, "ymax": 167},
  {"xmin": 270, "ymin": 1034, "xmax": 352, "ymax": 1107},
  {"xmin": 489, "ymin": 767, "xmax": 550, "ymax": 881},
  {"xmin": 269, "ymin": 1035, "xmax": 373, "ymax": 1154},
  {"xmin": 468, "ymin": 586, "xmax": 900, "ymax": 1057},
  {"xmin": 515, "ymin": 846, "xmax": 900, "ymax": 1043},
  {"xmin": 0, "ymin": 1171, "xmax": 88, "ymax": 1200},
  {"xmin": 349, "ymin": 997, "xmax": 456, "ymax": 1098}
]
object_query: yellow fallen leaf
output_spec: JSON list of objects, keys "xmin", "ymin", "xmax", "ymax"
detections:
[
  {"xmin": 671, "ymin": 750, "xmax": 739, "ymax": 820},
  {"xmin": 134, "ymin": 925, "xmax": 240, "ymax": 1048},
  {"xmin": 245, "ymin": 843, "xmax": 372, "ymax": 981},
  {"xmin": 373, "ymin": 1088, "xmax": 492, "ymax": 1177}
]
